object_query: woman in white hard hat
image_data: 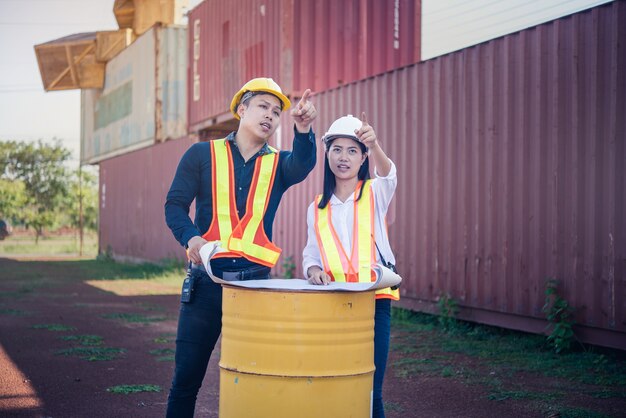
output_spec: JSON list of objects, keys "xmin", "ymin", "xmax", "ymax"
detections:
[{"xmin": 302, "ymin": 113, "xmax": 399, "ymax": 418}]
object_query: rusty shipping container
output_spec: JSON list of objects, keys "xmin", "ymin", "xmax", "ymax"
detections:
[
  {"xmin": 187, "ymin": 0, "xmax": 421, "ymax": 133},
  {"xmin": 99, "ymin": 136, "xmax": 195, "ymax": 262},
  {"xmin": 81, "ymin": 24, "xmax": 187, "ymax": 164},
  {"xmin": 273, "ymin": 2, "xmax": 625, "ymax": 349}
]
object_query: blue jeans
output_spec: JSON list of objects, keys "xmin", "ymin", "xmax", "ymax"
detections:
[
  {"xmin": 166, "ymin": 270, "xmax": 222, "ymax": 418},
  {"xmin": 373, "ymin": 298, "xmax": 392, "ymax": 418}
]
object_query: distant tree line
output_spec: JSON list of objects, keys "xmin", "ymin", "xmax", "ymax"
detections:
[{"xmin": 0, "ymin": 139, "xmax": 98, "ymax": 243}]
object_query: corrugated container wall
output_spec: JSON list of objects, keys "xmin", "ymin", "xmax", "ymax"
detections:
[
  {"xmin": 99, "ymin": 136, "xmax": 195, "ymax": 262},
  {"xmin": 81, "ymin": 24, "xmax": 187, "ymax": 164},
  {"xmin": 273, "ymin": 2, "xmax": 626, "ymax": 349},
  {"xmin": 188, "ymin": 0, "xmax": 421, "ymax": 132}
]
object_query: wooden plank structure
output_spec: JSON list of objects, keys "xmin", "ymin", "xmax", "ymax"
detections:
[
  {"xmin": 96, "ymin": 29, "xmax": 135, "ymax": 62},
  {"xmin": 34, "ymin": 32, "xmax": 104, "ymax": 91},
  {"xmin": 113, "ymin": 0, "xmax": 185, "ymax": 36}
]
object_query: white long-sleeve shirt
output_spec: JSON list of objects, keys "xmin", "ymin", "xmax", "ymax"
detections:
[{"xmin": 302, "ymin": 161, "xmax": 398, "ymax": 278}]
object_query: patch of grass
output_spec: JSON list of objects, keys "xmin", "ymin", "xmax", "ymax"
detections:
[
  {"xmin": 392, "ymin": 307, "xmax": 437, "ymax": 331},
  {"xmin": 393, "ymin": 357, "xmax": 445, "ymax": 378},
  {"xmin": 0, "ymin": 308, "xmax": 29, "ymax": 316},
  {"xmin": 149, "ymin": 347, "xmax": 175, "ymax": 362},
  {"xmin": 136, "ymin": 302, "xmax": 166, "ymax": 312},
  {"xmin": 396, "ymin": 314, "xmax": 626, "ymax": 388},
  {"xmin": 32, "ymin": 323, "xmax": 76, "ymax": 332},
  {"xmin": 383, "ymin": 401, "xmax": 404, "ymax": 413},
  {"xmin": 555, "ymin": 407, "xmax": 611, "ymax": 418},
  {"xmin": 102, "ymin": 313, "xmax": 167, "ymax": 323},
  {"xmin": 56, "ymin": 346, "xmax": 125, "ymax": 361},
  {"xmin": 390, "ymin": 341, "xmax": 421, "ymax": 354},
  {"xmin": 60, "ymin": 334, "xmax": 103, "ymax": 346},
  {"xmin": 0, "ymin": 233, "xmax": 98, "ymax": 257},
  {"xmin": 389, "ymin": 309, "xmax": 626, "ymax": 417},
  {"xmin": 1, "ymin": 256, "xmax": 185, "ymax": 289},
  {"xmin": 106, "ymin": 384, "xmax": 161, "ymax": 395},
  {"xmin": 441, "ymin": 366, "xmax": 455, "ymax": 377},
  {"xmin": 590, "ymin": 390, "xmax": 626, "ymax": 399},
  {"xmin": 153, "ymin": 333, "xmax": 176, "ymax": 344},
  {"xmin": 79, "ymin": 258, "xmax": 185, "ymax": 282},
  {"xmin": 72, "ymin": 303, "xmax": 95, "ymax": 308},
  {"xmin": 149, "ymin": 348, "xmax": 175, "ymax": 356},
  {"xmin": 488, "ymin": 390, "xmax": 564, "ymax": 401},
  {"xmin": 510, "ymin": 351, "xmax": 626, "ymax": 387}
]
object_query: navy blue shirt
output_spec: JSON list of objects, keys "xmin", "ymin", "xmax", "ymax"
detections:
[{"xmin": 165, "ymin": 127, "xmax": 316, "ymax": 275}]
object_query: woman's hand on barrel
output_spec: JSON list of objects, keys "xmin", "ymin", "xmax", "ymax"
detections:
[{"xmin": 307, "ymin": 267, "xmax": 331, "ymax": 285}]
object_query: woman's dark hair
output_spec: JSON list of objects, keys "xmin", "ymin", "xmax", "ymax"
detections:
[{"xmin": 318, "ymin": 138, "xmax": 370, "ymax": 209}]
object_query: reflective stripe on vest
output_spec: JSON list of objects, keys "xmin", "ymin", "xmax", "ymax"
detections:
[
  {"xmin": 314, "ymin": 180, "xmax": 399, "ymax": 300},
  {"xmin": 202, "ymin": 139, "xmax": 281, "ymax": 267}
]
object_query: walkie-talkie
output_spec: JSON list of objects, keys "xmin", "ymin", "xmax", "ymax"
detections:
[{"xmin": 180, "ymin": 261, "xmax": 194, "ymax": 303}]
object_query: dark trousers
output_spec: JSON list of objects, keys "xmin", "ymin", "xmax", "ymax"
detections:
[
  {"xmin": 166, "ymin": 270, "xmax": 222, "ymax": 418},
  {"xmin": 373, "ymin": 298, "xmax": 392, "ymax": 418}
]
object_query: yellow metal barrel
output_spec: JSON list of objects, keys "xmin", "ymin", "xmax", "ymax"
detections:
[{"xmin": 219, "ymin": 286, "xmax": 376, "ymax": 418}]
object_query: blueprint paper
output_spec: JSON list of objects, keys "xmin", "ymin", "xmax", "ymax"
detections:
[{"xmin": 199, "ymin": 241, "xmax": 402, "ymax": 292}]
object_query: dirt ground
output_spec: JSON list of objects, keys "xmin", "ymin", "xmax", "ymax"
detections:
[{"xmin": 0, "ymin": 256, "xmax": 624, "ymax": 418}]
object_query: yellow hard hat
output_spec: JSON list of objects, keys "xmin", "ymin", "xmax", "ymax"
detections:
[{"xmin": 230, "ymin": 77, "xmax": 291, "ymax": 119}]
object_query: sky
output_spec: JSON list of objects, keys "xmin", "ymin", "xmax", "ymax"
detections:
[
  {"xmin": 0, "ymin": 0, "xmax": 202, "ymax": 165},
  {"xmin": 0, "ymin": 0, "xmax": 611, "ymax": 166}
]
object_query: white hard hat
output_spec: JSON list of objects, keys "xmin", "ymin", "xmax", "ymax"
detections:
[{"xmin": 321, "ymin": 114, "xmax": 362, "ymax": 144}]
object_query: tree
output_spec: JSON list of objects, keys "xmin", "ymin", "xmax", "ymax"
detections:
[
  {"xmin": 0, "ymin": 178, "xmax": 27, "ymax": 224},
  {"xmin": 61, "ymin": 167, "xmax": 99, "ymax": 231},
  {"xmin": 1, "ymin": 139, "xmax": 71, "ymax": 243}
]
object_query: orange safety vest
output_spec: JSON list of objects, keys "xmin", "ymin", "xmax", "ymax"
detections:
[
  {"xmin": 314, "ymin": 180, "xmax": 400, "ymax": 300},
  {"xmin": 202, "ymin": 138, "xmax": 282, "ymax": 267}
]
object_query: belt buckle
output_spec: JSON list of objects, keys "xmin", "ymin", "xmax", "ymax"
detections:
[{"xmin": 222, "ymin": 271, "xmax": 243, "ymax": 281}]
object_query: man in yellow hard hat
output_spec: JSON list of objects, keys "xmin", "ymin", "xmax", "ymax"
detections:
[{"xmin": 164, "ymin": 77, "xmax": 317, "ymax": 417}]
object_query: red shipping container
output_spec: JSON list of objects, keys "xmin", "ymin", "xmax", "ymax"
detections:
[
  {"xmin": 271, "ymin": 2, "xmax": 626, "ymax": 349},
  {"xmin": 187, "ymin": 0, "xmax": 421, "ymax": 133}
]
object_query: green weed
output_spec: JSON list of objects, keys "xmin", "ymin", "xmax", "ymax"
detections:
[
  {"xmin": 106, "ymin": 384, "xmax": 161, "ymax": 395},
  {"xmin": 555, "ymin": 407, "xmax": 611, "ymax": 418},
  {"xmin": 488, "ymin": 390, "xmax": 564, "ymax": 401},
  {"xmin": 102, "ymin": 313, "xmax": 167, "ymax": 323},
  {"xmin": 32, "ymin": 323, "xmax": 76, "ymax": 332},
  {"xmin": 149, "ymin": 348, "xmax": 175, "ymax": 356},
  {"xmin": 437, "ymin": 293, "xmax": 460, "ymax": 331},
  {"xmin": 148, "ymin": 347, "xmax": 175, "ymax": 362},
  {"xmin": 153, "ymin": 333, "xmax": 176, "ymax": 344},
  {"xmin": 60, "ymin": 334, "xmax": 103, "ymax": 346},
  {"xmin": 0, "ymin": 308, "xmax": 29, "ymax": 316},
  {"xmin": 543, "ymin": 279, "xmax": 576, "ymax": 353},
  {"xmin": 56, "ymin": 346, "xmax": 125, "ymax": 361},
  {"xmin": 441, "ymin": 366, "xmax": 455, "ymax": 377}
]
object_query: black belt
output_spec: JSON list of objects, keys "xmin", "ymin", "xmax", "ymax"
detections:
[{"xmin": 221, "ymin": 265, "xmax": 271, "ymax": 281}]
